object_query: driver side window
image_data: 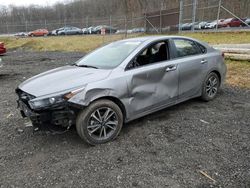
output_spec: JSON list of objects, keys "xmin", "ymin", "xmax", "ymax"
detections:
[{"xmin": 127, "ymin": 41, "xmax": 169, "ymax": 70}]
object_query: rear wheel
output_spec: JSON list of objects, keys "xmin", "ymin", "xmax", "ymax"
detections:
[
  {"xmin": 201, "ymin": 72, "xmax": 220, "ymax": 101},
  {"xmin": 76, "ymin": 99, "xmax": 123, "ymax": 145}
]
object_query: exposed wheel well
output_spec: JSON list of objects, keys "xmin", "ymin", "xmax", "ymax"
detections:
[{"xmin": 92, "ymin": 96, "xmax": 127, "ymax": 121}]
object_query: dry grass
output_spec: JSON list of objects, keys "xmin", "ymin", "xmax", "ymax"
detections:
[
  {"xmin": 0, "ymin": 32, "xmax": 250, "ymax": 88},
  {"xmin": 181, "ymin": 32, "xmax": 250, "ymax": 45},
  {"xmin": 0, "ymin": 34, "xmax": 140, "ymax": 53},
  {"xmin": 1, "ymin": 32, "xmax": 250, "ymax": 53},
  {"xmin": 226, "ymin": 60, "xmax": 250, "ymax": 88}
]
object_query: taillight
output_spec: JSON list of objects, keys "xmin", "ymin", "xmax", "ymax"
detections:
[{"xmin": 0, "ymin": 42, "xmax": 4, "ymax": 48}]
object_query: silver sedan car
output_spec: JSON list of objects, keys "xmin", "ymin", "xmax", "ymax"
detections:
[{"xmin": 16, "ymin": 36, "xmax": 227, "ymax": 145}]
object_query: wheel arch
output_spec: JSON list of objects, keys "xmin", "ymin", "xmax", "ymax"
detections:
[
  {"xmin": 91, "ymin": 96, "xmax": 127, "ymax": 121},
  {"xmin": 210, "ymin": 70, "xmax": 221, "ymax": 86}
]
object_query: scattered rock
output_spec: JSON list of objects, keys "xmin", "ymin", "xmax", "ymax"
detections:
[{"xmin": 16, "ymin": 128, "xmax": 24, "ymax": 133}]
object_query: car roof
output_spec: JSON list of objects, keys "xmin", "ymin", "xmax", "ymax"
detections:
[
  {"xmin": 117, "ymin": 35, "xmax": 210, "ymax": 51},
  {"xmin": 120, "ymin": 35, "xmax": 199, "ymax": 43}
]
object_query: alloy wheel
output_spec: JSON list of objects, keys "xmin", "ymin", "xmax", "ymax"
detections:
[
  {"xmin": 206, "ymin": 75, "xmax": 218, "ymax": 98},
  {"xmin": 87, "ymin": 107, "xmax": 118, "ymax": 141}
]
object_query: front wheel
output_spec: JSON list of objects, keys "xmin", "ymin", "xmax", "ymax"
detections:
[
  {"xmin": 76, "ymin": 99, "xmax": 123, "ymax": 145},
  {"xmin": 201, "ymin": 72, "xmax": 220, "ymax": 101}
]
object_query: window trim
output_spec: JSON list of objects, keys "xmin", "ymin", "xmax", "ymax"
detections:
[{"xmin": 125, "ymin": 39, "xmax": 171, "ymax": 71}]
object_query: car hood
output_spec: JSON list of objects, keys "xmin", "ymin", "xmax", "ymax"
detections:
[{"xmin": 18, "ymin": 66, "xmax": 112, "ymax": 97}]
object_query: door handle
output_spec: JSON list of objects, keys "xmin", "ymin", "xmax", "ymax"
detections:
[
  {"xmin": 165, "ymin": 65, "xmax": 177, "ymax": 72},
  {"xmin": 201, "ymin": 59, "xmax": 208, "ymax": 64}
]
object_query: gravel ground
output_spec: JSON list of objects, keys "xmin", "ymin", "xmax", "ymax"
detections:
[{"xmin": 0, "ymin": 50, "xmax": 250, "ymax": 188}]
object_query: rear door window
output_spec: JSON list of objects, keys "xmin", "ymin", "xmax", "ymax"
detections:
[{"xmin": 172, "ymin": 39, "xmax": 203, "ymax": 58}]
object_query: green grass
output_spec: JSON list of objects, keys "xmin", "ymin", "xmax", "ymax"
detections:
[{"xmin": 1, "ymin": 32, "xmax": 250, "ymax": 53}]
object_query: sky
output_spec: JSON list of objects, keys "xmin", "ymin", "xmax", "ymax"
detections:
[{"xmin": 0, "ymin": 0, "xmax": 66, "ymax": 7}]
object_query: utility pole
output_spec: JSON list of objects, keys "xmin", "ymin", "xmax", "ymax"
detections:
[
  {"xmin": 159, "ymin": 1, "xmax": 164, "ymax": 34},
  {"xmin": 160, "ymin": 9, "xmax": 162, "ymax": 34},
  {"xmin": 216, "ymin": 0, "xmax": 222, "ymax": 31},
  {"xmin": 191, "ymin": 0, "xmax": 197, "ymax": 31},
  {"xmin": 6, "ymin": 24, "xmax": 9, "ymax": 34},
  {"xmin": 44, "ymin": 19, "xmax": 47, "ymax": 29},
  {"xmin": 144, "ymin": 13, "xmax": 147, "ymax": 33},
  {"xmin": 86, "ymin": 16, "xmax": 89, "ymax": 28},
  {"xmin": 109, "ymin": 15, "xmax": 112, "ymax": 35},
  {"xmin": 179, "ymin": 0, "xmax": 184, "ymax": 33},
  {"xmin": 25, "ymin": 21, "xmax": 28, "ymax": 32},
  {"xmin": 125, "ymin": 15, "xmax": 127, "ymax": 38}
]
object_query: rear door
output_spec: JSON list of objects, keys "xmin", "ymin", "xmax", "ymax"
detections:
[{"xmin": 170, "ymin": 38, "xmax": 208, "ymax": 100}]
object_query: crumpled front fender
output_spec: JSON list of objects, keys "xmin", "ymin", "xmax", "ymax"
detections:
[{"xmin": 68, "ymin": 87, "xmax": 124, "ymax": 108}]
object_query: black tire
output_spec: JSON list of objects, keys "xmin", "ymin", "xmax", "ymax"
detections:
[
  {"xmin": 201, "ymin": 72, "xmax": 220, "ymax": 101},
  {"xmin": 76, "ymin": 99, "xmax": 123, "ymax": 145}
]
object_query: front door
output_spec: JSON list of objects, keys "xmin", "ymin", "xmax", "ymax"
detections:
[{"xmin": 125, "ymin": 41, "xmax": 179, "ymax": 117}]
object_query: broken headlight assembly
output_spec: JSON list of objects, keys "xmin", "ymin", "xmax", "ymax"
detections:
[
  {"xmin": 28, "ymin": 95, "xmax": 65, "ymax": 110},
  {"xmin": 28, "ymin": 87, "xmax": 85, "ymax": 110}
]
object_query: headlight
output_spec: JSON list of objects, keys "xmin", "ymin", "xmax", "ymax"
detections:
[
  {"xmin": 28, "ymin": 95, "xmax": 65, "ymax": 110},
  {"xmin": 28, "ymin": 87, "xmax": 85, "ymax": 110}
]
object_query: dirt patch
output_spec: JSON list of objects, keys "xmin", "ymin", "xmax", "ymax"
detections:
[{"xmin": 0, "ymin": 50, "xmax": 249, "ymax": 187}]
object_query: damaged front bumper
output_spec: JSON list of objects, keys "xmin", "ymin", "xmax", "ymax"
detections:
[{"xmin": 16, "ymin": 90, "xmax": 79, "ymax": 131}]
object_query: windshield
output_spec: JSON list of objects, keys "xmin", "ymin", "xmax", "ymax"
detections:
[{"xmin": 75, "ymin": 41, "xmax": 141, "ymax": 69}]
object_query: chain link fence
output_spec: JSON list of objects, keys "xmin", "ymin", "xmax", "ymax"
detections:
[
  {"xmin": 1, "ymin": 0, "xmax": 250, "ymax": 35},
  {"xmin": 180, "ymin": 0, "xmax": 250, "ymax": 32}
]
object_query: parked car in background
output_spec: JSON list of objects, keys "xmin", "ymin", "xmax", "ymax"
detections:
[
  {"xmin": 127, "ymin": 29, "xmax": 133, "ymax": 34},
  {"xmin": 194, "ymin": 21, "xmax": 208, "ymax": 30},
  {"xmin": 132, "ymin": 27, "xmax": 145, "ymax": 33},
  {"xmin": 204, "ymin": 19, "xmax": 224, "ymax": 29},
  {"xmin": 57, "ymin": 26, "xmax": 83, "ymax": 35},
  {"xmin": 28, "ymin": 29, "xmax": 49, "ymax": 37},
  {"xmin": 116, "ymin": 29, "xmax": 127, "ymax": 34},
  {"xmin": 181, "ymin": 23, "xmax": 191, "ymax": 30},
  {"xmin": 242, "ymin": 18, "xmax": 250, "ymax": 26},
  {"xmin": 86, "ymin": 27, "xmax": 95, "ymax": 34},
  {"xmin": 221, "ymin": 18, "xmax": 243, "ymax": 27},
  {"xmin": 82, "ymin": 28, "xmax": 88, "ymax": 34},
  {"xmin": 51, "ymin": 28, "xmax": 63, "ymax": 36},
  {"xmin": 51, "ymin": 29, "xmax": 57, "ymax": 36},
  {"xmin": 181, "ymin": 22, "xmax": 199, "ymax": 30},
  {"xmin": 93, "ymin": 25, "xmax": 117, "ymax": 34},
  {"xmin": 0, "ymin": 42, "xmax": 6, "ymax": 55},
  {"xmin": 16, "ymin": 36, "xmax": 226, "ymax": 145},
  {"xmin": 14, "ymin": 32, "xmax": 28, "ymax": 37}
]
